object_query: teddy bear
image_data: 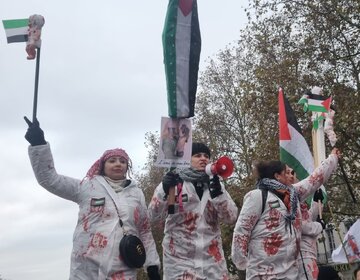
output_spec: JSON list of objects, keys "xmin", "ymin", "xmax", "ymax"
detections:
[{"xmin": 26, "ymin": 14, "xmax": 45, "ymax": 60}]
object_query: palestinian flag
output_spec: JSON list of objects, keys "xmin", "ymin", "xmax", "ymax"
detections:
[
  {"xmin": 298, "ymin": 91, "xmax": 332, "ymax": 113},
  {"xmin": 278, "ymin": 88, "xmax": 327, "ymax": 202},
  {"xmin": 279, "ymin": 88, "xmax": 314, "ymax": 179},
  {"xmin": 2, "ymin": 18, "xmax": 29, "ymax": 43},
  {"xmin": 162, "ymin": 0, "xmax": 201, "ymax": 118}
]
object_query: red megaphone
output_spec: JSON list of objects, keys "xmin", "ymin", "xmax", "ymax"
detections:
[{"xmin": 205, "ymin": 156, "xmax": 234, "ymax": 179}]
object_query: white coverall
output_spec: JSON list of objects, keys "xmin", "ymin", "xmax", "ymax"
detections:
[
  {"xmin": 298, "ymin": 201, "xmax": 323, "ymax": 280},
  {"xmin": 231, "ymin": 154, "xmax": 338, "ymax": 280},
  {"xmin": 28, "ymin": 144, "xmax": 160, "ymax": 280},
  {"xmin": 149, "ymin": 180, "xmax": 238, "ymax": 280}
]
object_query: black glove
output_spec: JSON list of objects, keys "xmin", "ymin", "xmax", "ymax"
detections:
[
  {"xmin": 24, "ymin": 116, "xmax": 46, "ymax": 146},
  {"xmin": 209, "ymin": 175, "xmax": 223, "ymax": 199},
  {"xmin": 316, "ymin": 215, "xmax": 326, "ymax": 230},
  {"xmin": 162, "ymin": 171, "xmax": 180, "ymax": 195},
  {"xmin": 313, "ymin": 189, "xmax": 325, "ymax": 203},
  {"xmin": 147, "ymin": 265, "xmax": 161, "ymax": 280}
]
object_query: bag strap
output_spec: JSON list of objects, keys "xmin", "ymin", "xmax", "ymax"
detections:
[
  {"xmin": 97, "ymin": 176, "xmax": 127, "ymax": 235},
  {"xmin": 261, "ymin": 188, "xmax": 268, "ymax": 214}
]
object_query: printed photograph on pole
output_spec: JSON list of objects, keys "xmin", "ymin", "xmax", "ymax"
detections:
[{"xmin": 155, "ymin": 116, "xmax": 192, "ymax": 168}]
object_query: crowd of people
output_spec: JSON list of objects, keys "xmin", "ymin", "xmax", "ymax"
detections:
[{"xmin": 24, "ymin": 116, "xmax": 356, "ymax": 280}]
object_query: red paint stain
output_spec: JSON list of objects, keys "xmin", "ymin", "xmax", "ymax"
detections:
[
  {"xmin": 169, "ymin": 236, "xmax": 176, "ymax": 256},
  {"xmin": 234, "ymin": 233, "xmax": 250, "ymax": 255},
  {"xmin": 82, "ymin": 214, "xmax": 89, "ymax": 232},
  {"xmin": 265, "ymin": 209, "xmax": 281, "ymax": 229},
  {"xmin": 183, "ymin": 212, "xmax": 199, "ymax": 233},
  {"xmin": 89, "ymin": 232, "xmax": 108, "ymax": 249},
  {"xmin": 110, "ymin": 271, "xmax": 126, "ymax": 280},
  {"xmin": 263, "ymin": 233, "xmax": 283, "ymax": 256},
  {"xmin": 208, "ymin": 239, "xmax": 222, "ymax": 262},
  {"xmin": 134, "ymin": 206, "xmax": 140, "ymax": 226}
]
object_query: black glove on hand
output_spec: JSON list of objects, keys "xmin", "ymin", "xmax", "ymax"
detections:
[
  {"xmin": 162, "ymin": 171, "xmax": 179, "ymax": 195},
  {"xmin": 209, "ymin": 175, "xmax": 223, "ymax": 199},
  {"xmin": 316, "ymin": 215, "xmax": 326, "ymax": 230},
  {"xmin": 24, "ymin": 116, "xmax": 46, "ymax": 146},
  {"xmin": 313, "ymin": 189, "xmax": 325, "ymax": 203},
  {"xmin": 147, "ymin": 265, "xmax": 161, "ymax": 280}
]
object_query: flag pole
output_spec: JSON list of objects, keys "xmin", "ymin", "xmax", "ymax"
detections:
[
  {"xmin": 311, "ymin": 111, "xmax": 330, "ymax": 262},
  {"xmin": 32, "ymin": 47, "xmax": 41, "ymax": 122},
  {"xmin": 339, "ymin": 159, "xmax": 357, "ymax": 203}
]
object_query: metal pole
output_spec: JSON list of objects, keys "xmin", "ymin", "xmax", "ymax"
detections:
[{"xmin": 32, "ymin": 47, "xmax": 41, "ymax": 122}]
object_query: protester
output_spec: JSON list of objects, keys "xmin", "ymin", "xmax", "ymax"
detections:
[
  {"xmin": 288, "ymin": 169, "xmax": 325, "ymax": 280},
  {"xmin": 24, "ymin": 117, "xmax": 161, "ymax": 280},
  {"xmin": 298, "ymin": 191, "xmax": 325, "ymax": 280},
  {"xmin": 231, "ymin": 148, "xmax": 340, "ymax": 279},
  {"xmin": 149, "ymin": 142, "xmax": 238, "ymax": 279}
]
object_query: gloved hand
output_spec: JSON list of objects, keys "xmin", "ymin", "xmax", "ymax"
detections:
[
  {"xmin": 316, "ymin": 215, "xmax": 326, "ymax": 230},
  {"xmin": 162, "ymin": 171, "xmax": 180, "ymax": 195},
  {"xmin": 313, "ymin": 189, "xmax": 325, "ymax": 203},
  {"xmin": 24, "ymin": 116, "xmax": 46, "ymax": 146},
  {"xmin": 209, "ymin": 175, "xmax": 223, "ymax": 199},
  {"xmin": 147, "ymin": 265, "xmax": 161, "ymax": 280}
]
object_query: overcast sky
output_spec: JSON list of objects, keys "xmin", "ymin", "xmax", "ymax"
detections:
[{"xmin": 0, "ymin": 1, "xmax": 247, "ymax": 279}]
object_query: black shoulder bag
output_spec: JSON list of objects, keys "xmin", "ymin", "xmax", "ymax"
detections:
[{"xmin": 105, "ymin": 182, "xmax": 146, "ymax": 268}]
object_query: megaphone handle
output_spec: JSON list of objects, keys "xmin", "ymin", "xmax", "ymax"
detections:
[{"xmin": 168, "ymin": 186, "xmax": 176, "ymax": 214}]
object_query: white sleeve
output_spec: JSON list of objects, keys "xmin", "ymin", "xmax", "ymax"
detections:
[
  {"xmin": 231, "ymin": 190, "xmax": 262, "ymax": 270},
  {"xmin": 28, "ymin": 143, "xmax": 81, "ymax": 202}
]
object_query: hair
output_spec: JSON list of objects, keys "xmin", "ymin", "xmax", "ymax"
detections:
[
  {"xmin": 191, "ymin": 142, "xmax": 211, "ymax": 158},
  {"xmin": 254, "ymin": 160, "xmax": 286, "ymax": 180}
]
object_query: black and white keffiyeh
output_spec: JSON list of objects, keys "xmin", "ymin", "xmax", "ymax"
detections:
[{"xmin": 256, "ymin": 178, "xmax": 299, "ymax": 222}]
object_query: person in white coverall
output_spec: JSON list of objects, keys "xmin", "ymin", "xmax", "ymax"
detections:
[
  {"xmin": 24, "ymin": 117, "xmax": 161, "ymax": 280},
  {"xmin": 149, "ymin": 142, "xmax": 238, "ymax": 280},
  {"xmin": 289, "ymin": 169, "xmax": 325, "ymax": 280},
  {"xmin": 298, "ymin": 200, "xmax": 324, "ymax": 280},
  {"xmin": 231, "ymin": 148, "xmax": 340, "ymax": 280}
]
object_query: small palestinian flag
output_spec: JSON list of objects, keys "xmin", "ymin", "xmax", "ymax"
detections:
[
  {"xmin": 298, "ymin": 90, "xmax": 332, "ymax": 113},
  {"xmin": 2, "ymin": 18, "xmax": 29, "ymax": 43},
  {"xmin": 162, "ymin": 0, "xmax": 201, "ymax": 118}
]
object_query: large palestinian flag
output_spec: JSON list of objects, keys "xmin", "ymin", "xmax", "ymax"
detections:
[
  {"xmin": 279, "ymin": 88, "xmax": 314, "ymax": 179},
  {"xmin": 162, "ymin": 0, "xmax": 201, "ymax": 118}
]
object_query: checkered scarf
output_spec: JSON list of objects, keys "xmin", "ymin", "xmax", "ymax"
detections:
[{"xmin": 256, "ymin": 178, "xmax": 299, "ymax": 222}]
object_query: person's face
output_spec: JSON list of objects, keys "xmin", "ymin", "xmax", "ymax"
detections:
[
  {"xmin": 274, "ymin": 165, "xmax": 294, "ymax": 186},
  {"xmin": 103, "ymin": 156, "xmax": 128, "ymax": 180},
  {"xmin": 286, "ymin": 167, "xmax": 298, "ymax": 185},
  {"xmin": 191, "ymin": 153, "xmax": 210, "ymax": 172}
]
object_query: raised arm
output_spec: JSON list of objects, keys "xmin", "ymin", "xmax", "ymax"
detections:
[{"xmin": 294, "ymin": 148, "xmax": 339, "ymax": 202}]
